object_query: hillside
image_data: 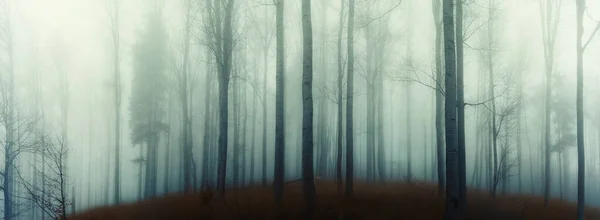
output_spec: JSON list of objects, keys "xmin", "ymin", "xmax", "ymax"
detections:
[{"xmin": 69, "ymin": 180, "xmax": 600, "ymax": 220}]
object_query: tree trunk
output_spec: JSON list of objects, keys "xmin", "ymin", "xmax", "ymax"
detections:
[
  {"xmin": 233, "ymin": 66, "xmax": 240, "ymax": 188},
  {"xmin": 301, "ymin": 0, "xmax": 316, "ymax": 217},
  {"xmin": 274, "ymin": 0, "xmax": 285, "ymax": 208},
  {"xmin": 111, "ymin": 0, "xmax": 122, "ymax": 204},
  {"xmin": 216, "ymin": 0, "xmax": 235, "ymax": 195},
  {"xmin": 442, "ymin": 0, "xmax": 459, "ymax": 218},
  {"xmin": 432, "ymin": 0, "xmax": 445, "ymax": 196},
  {"xmin": 262, "ymin": 48, "xmax": 268, "ymax": 186},
  {"xmin": 181, "ymin": 0, "xmax": 192, "ymax": 192},
  {"xmin": 366, "ymin": 24, "xmax": 375, "ymax": 183},
  {"xmin": 345, "ymin": 0, "xmax": 356, "ymax": 198},
  {"xmin": 575, "ymin": 0, "xmax": 585, "ymax": 218},
  {"xmin": 455, "ymin": 0, "xmax": 466, "ymax": 214},
  {"xmin": 201, "ymin": 47, "xmax": 213, "ymax": 189},
  {"xmin": 335, "ymin": 0, "xmax": 345, "ymax": 192}
]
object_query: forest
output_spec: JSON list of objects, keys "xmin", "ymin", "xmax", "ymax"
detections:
[{"xmin": 0, "ymin": 0, "xmax": 599, "ymax": 219}]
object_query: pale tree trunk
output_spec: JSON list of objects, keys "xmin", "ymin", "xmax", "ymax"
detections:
[
  {"xmin": 432, "ymin": 0, "xmax": 445, "ymax": 196},
  {"xmin": 335, "ymin": 0, "xmax": 345, "ymax": 192},
  {"xmin": 301, "ymin": 0, "xmax": 316, "ymax": 217},
  {"xmin": 274, "ymin": 0, "xmax": 285, "ymax": 208},
  {"xmin": 262, "ymin": 48, "xmax": 268, "ymax": 186},
  {"xmin": 487, "ymin": 0, "xmax": 499, "ymax": 198},
  {"xmin": 317, "ymin": 0, "xmax": 329, "ymax": 178},
  {"xmin": 365, "ymin": 23, "xmax": 375, "ymax": 183},
  {"xmin": 405, "ymin": 81, "xmax": 412, "ymax": 182},
  {"xmin": 345, "ymin": 0, "xmax": 356, "ymax": 198},
  {"xmin": 376, "ymin": 16, "xmax": 387, "ymax": 182},
  {"xmin": 181, "ymin": 0, "xmax": 193, "ymax": 193},
  {"xmin": 539, "ymin": 0, "xmax": 560, "ymax": 206},
  {"xmin": 455, "ymin": 0, "xmax": 466, "ymax": 214},
  {"xmin": 442, "ymin": 0, "xmax": 459, "ymax": 218},
  {"xmin": 110, "ymin": 0, "xmax": 122, "ymax": 204}
]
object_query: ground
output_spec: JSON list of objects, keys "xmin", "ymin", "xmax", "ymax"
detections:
[{"xmin": 69, "ymin": 180, "xmax": 600, "ymax": 219}]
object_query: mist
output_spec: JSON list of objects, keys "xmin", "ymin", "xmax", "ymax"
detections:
[{"xmin": 0, "ymin": 0, "xmax": 599, "ymax": 219}]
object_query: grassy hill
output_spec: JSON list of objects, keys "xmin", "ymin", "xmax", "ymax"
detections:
[{"xmin": 69, "ymin": 180, "xmax": 600, "ymax": 219}]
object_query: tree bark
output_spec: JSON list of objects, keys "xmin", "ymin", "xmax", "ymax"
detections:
[
  {"xmin": 274, "ymin": 0, "xmax": 285, "ymax": 208},
  {"xmin": 216, "ymin": 0, "xmax": 235, "ymax": 195},
  {"xmin": 442, "ymin": 0, "xmax": 459, "ymax": 218},
  {"xmin": 335, "ymin": 0, "xmax": 345, "ymax": 192},
  {"xmin": 432, "ymin": 0, "xmax": 445, "ymax": 196},
  {"xmin": 301, "ymin": 0, "xmax": 316, "ymax": 217},
  {"xmin": 345, "ymin": 0, "xmax": 356, "ymax": 198},
  {"xmin": 455, "ymin": 0, "xmax": 466, "ymax": 214}
]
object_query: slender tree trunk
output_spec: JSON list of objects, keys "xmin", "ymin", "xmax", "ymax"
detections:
[
  {"xmin": 301, "ymin": 0, "xmax": 316, "ymax": 217},
  {"xmin": 181, "ymin": 0, "xmax": 193, "ymax": 193},
  {"xmin": 262, "ymin": 48, "xmax": 268, "ymax": 186},
  {"xmin": 432, "ymin": 0, "xmax": 445, "ymax": 196},
  {"xmin": 442, "ymin": 0, "xmax": 459, "ymax": 218},
  {"xmin": 406, "ymin": 81, "xmax": 412, "ymax": 182},
  {"xmin": 366, "ymin": 24, "xmax": 375, "ymax": 183},
  {"xmin": 335, "ymin": 0, "xmax": 345, "ymax": 192},
  {"xmin": 455, "ymin": 0, "xmax": 466, "ymax": 214},
  {"xmin": 575, "ymin": 0, "xmax": 586, "ymax": 218},
  {"xmin": 274, "ymin": 0, "xmax": 285, "ymax": 208},
  {"xmin": 345, "ymin": 0, "xmax": 356, "ymax": 198},
  {"xmin": 111, "ymin": 0, "xmax": 122, "ymax": 204},
  {"xmin": 201, "ymin": 48, "xmax": 213, "ymax": 189},
  {"xmin": 233, "ymin": 66, "xmax": 240, "ymax": 188}
]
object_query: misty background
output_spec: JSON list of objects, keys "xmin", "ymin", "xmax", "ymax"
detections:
[{"xmin": 0, "ymin": 0, "xmax": 599, "ymax": 218}]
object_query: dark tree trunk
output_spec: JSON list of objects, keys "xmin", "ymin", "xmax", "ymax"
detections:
[
  {"xmin": 216, "ymin": 0, "xmax": 235, "ymax": 195},
  {"xmin": 301, "ymin": 0, "xmax": 316, "ymax": 217},
  {"xmin": 274, "ymin": 0, "xmax": 285, "ymax": 208},
  {"xmin": 442, "ymin": 0, "xmax": 459, "ymax": 218},
  {"xmin": 455, "ymin": 0, "xmax": 466, "ymax": 215},
  {"xmin": 345, "ymin": 0, "xmax": 356, "ymax": 198}
]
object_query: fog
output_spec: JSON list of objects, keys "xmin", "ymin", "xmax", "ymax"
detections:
[{"xmin": 0, "ymin": 0, "xmax": 599, "ymax": 218}]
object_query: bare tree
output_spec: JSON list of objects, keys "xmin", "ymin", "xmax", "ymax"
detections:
[
  {"xmin": 19, "ymin": 133, "xmax": 70, "ymax": 220},
  {"xmin": 206, "ymin": 0, "xmax": 236, "ymax": 195},
  {"xmin": 575, "ymin": 0, "xmax": 600, "ymax": 218}
]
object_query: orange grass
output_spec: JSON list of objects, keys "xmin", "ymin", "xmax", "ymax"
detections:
[{"xmin": 69, "ymin": 180, "xmax": 600, "ymax": 220}]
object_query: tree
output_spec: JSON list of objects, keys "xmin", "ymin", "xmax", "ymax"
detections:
[
  {"xmin": 442, "ymin": 0, "xmax": 459, "ymax": 219},
  {"xmin": 178, "ymin": 0, "xmax": 194, "ymax": 193},
  {"xmin": 19, "ymin": 133, "xmax": 70, "ymax": 220},
  {"xmin": 129, "ymin": 8, "xmax": 169, "ymax": 198},
  {"xmin": 345, "ymin": 0, "xmax": 356, "ymax": 198},
  {"xmin": 335, "ymin": 0, "xmax": 345, "ymax": 192},
  {"xmin": 273, "ymin": 0, "xmax": 285, "ymax": 208},
  {"xmin": 107, "ymin": 0, "xmax": 122, "ymax": 204},
  {"xmin": 301, "ymin": 0, "xmax": 316, "ymax": 217},
  {"xmin": 432, "ymin": 0, "xmax": 445, "ymax": 196},
  {"xmin": 455, "ymin": 0, "xmax": 466, "ymax": 214},
  {"xmin": 575, "ymin": 0, "xmax": 600, "ymax": 218},
  {"xmin": 206, "ymin": 0, "xmax": 236, "ymax": 195},
  {"xmin": 538, "ymin": 0, "xmax": 561, "ymax": 206}
]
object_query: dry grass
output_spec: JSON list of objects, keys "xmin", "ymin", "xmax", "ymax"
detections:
[{"xmin": 69, "ymin": 180, "xmax": 600, "ymax": 220}]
